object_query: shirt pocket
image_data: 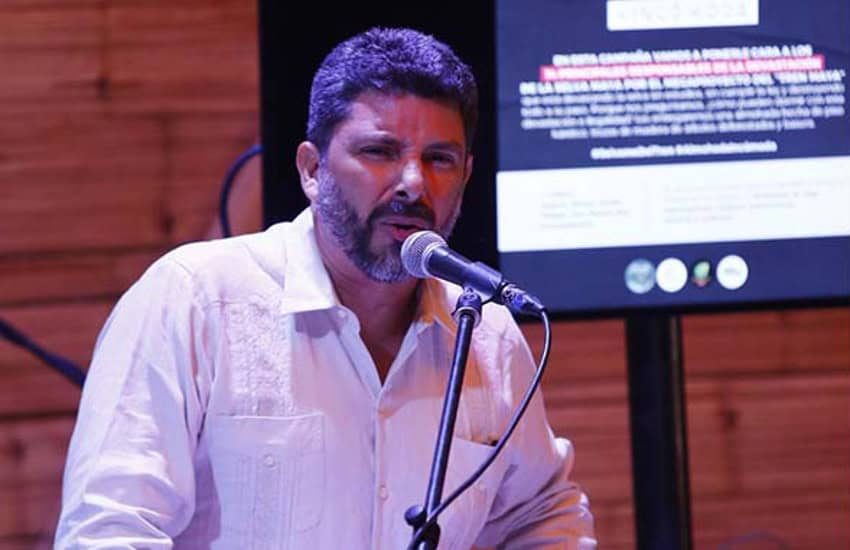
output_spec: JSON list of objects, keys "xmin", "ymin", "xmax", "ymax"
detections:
[
  {"xmin": 204, "ymin": 412, "xmax": 325, "ymax": 549},
  {"xmin": 440, "ymin": 437, "xmax": 509, "ymax": 550}
]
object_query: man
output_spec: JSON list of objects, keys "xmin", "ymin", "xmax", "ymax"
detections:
[{"xmin": 55, "ymin": 27, "xmax": 596, "ymax": 549}]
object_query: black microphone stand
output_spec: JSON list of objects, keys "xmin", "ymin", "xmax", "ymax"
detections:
[{"xmin": 405, "ymin": 287, "xmax": 482, "ymax": 550}]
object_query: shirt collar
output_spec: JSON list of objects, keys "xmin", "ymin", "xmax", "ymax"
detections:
[
  {"xmin": 278, "ymin": 208, "xmax": 341, "ymax": 315},
  {"xmin": 415, "ymin": 277, "xmax": 460, "ymax": 336},
  {"xmin": 278, "ymin": 208, "xmax": 459, "ymax": 336}
]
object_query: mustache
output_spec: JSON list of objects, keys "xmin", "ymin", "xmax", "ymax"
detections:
[{"xmin": 369, "ymin": 199, "xmax": 435, "ymax": 227}]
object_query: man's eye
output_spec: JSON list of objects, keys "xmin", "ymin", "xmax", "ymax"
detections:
[
  {"xmin": 361, "ymin": 146, "xmax": 395, "ymax": 159},
  {"xmin": 426, "ymin": 152, "xmax": 459, "ymax": 166}
]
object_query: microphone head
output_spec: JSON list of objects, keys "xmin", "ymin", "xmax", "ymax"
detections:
[{"xmin": 401, "ymin": 230, "xmax": 446, "ymax": 278}]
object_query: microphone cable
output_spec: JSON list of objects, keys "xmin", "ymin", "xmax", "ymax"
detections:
[{"xmin": 406, "ymin": 308, "xmax": 553, "ymax": 550}]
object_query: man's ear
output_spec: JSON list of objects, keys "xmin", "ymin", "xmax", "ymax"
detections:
[
  {"xmin": 463, "ymin": 152, "xmax": 474, "ymax": 185},
  {"xmin": 296, "ymin": 141, "xmax": 321, "ymax": 202}
]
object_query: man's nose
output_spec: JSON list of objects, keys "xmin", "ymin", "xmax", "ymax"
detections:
[{"xmin": 394, "ymin": 159, "xmax": 425, "ymax": 202}]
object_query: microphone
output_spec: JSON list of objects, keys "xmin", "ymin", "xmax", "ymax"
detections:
[{"xmin": 401, "ymin": 231, "xmax": 545, "ymax": 315}]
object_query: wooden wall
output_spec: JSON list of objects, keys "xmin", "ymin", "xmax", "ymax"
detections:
[
  {"xmin": 0, "ymin": 1, "xmax": 260, "ymax": 547},
  {"xmin": 524, "ymin": 309, "xmax": 850, "ymax": 549},
  {"xmin": 0, "ymin": 2, "xmax": 848, "ymax": 549}
]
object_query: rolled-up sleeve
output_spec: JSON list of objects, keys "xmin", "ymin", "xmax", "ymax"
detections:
[{"xmin": 55, "ymin": 258, "xmax": 207, "ymax": 549}]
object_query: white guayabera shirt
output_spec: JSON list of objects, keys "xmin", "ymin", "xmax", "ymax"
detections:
[{"xmin": 55, "ymin": 209, "xmax": 596, "ymax": 550}]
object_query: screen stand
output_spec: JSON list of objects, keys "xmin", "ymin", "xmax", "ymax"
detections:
[{"xmin": 626, "ymin": 313, "xmax": 693, "ymax": 550}]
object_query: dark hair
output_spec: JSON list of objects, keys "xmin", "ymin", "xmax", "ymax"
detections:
[{"xmin": 307, "ymin": 27, "xmax": 478, "ymax": 155}]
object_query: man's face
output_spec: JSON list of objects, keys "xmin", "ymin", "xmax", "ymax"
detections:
[{"xmin": 313, "ymin": 91, "xmax": 472, "ymax": 282}]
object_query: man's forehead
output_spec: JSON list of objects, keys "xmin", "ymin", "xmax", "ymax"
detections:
[{"xmin": 330, "ymin": 91, "xmax": 466, "ymax": 144}]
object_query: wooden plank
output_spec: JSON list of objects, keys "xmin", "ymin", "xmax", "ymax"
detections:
[
  {"xmin": 684, "ymin": 308, "xmax": 850, "ymax": 375},
  {"xmin": 0, "ymin": 416, "xmax": 72, "ymax": 541},
  {"xmin": 0, "ymin": 117, "xmax": 250, "ymax": 255},
  {"xmin": 556, "ymin": 421, "xmax": 633, "ymax": 506},
  {"xmin": 106, "ymin": 0, "xmax": 257, "ymax": 47},
  {"xmin": 0, "ymin": 302, "xmax": 107, "ymax": 369},
  {"xmin": 0, "ymin": 535, "xmax": 53, "ymax": 550},
  {"xmin": 544, "ymin": 371, "xmax": 850, "ymax": 503},
  {"xmin": 527, "ymin": 309, "xmax": 850, "ymax": 383},
  {"xmin": 523, "ymin": 318, "xmax": 626, "ymax": 381},
  {"xmin": 543, "ymin": 374, "xmax": 850, "ymax": 550},
  {"xmin": 0, "ymin": 3, "xmax": 101, "ymax": 49},
  {"xmin": 0, "ymin": 249, "xmax": 158, "ymax": 306},
  {"xmin": 168, "ymin": 113, "xmax": 260, "ymax": 185},
  {"xmin": 0, "ymin": 113, "xmax": 167, "ymax": 254},
  {"xmin": 687, "ymin": 374, "xmax": 850, "ymax": 497},
  {"xmin": 0, "ymin": 302, "xmax": 110, "ymax": 415},
  {"xmin": 0, "ymin": 363, "xmax": 83, "ymax": 417},
  {"xmin": 104, "ymin": 1, "xmax": 258, "ymax": 114},
  {"xmin": 0, "ymin": 483, "xmax": 62, "ymax": 543},
  {"xmin": 0, "ymin": 1, "xmax": 259, "ymax": 115},
  {"xmin": 0, "ymin": 111, "xmax": 261, "ymax": 254},
  {"xmin": 527, "ymin": 310, "xmax": 850, "ymax": 384},
  {"xmin": 166, "ymin": 113, "xmax": 263, "ymax": 242},
  {"xmin": 692, "ymin": 489, "xmax": 850, "ymax": 549},
  {"xmin": 0, "ymin": 2, "xmax": 103, "ymax": 113},
  {"xmin": 544, "ymin": 378, "xmax": 633, "ymax": 505},
  {"xmin": 202, "ymin": 150, "xmax": 264, "ymax": 240},
  {"xmin": 0, "ymin": 416, "xmax": 73, "ymax": 487}
]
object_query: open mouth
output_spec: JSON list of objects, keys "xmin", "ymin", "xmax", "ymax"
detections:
[
  {"xmin": 389, "ymin": 222, "xmax": 422, "ymax": 231},
  {"xmin": 380, "ymin": 218, "xmax": 431, "ymax": 241}
]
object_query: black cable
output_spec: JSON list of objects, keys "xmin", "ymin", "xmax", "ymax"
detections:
[
  {"xmin": 406, "ymin": 308, "xmax": 553, "ymax": 550},
  {"xmin": 218, "ymin": 143, "xmax": 263, "ymax": 238},
  {"xmin": 0, "ymin": 317, "xmax": 86, "ymax": 387}
]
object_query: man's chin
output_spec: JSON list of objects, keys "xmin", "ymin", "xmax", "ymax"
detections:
[{"xmin": 357, "ymin": 252, "xmax": 409, "ymax": 284}]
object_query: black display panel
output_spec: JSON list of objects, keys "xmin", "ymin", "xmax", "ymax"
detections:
[{"xmin": 496, "ymin": 0, "xmax": 850, "ymax": 315}]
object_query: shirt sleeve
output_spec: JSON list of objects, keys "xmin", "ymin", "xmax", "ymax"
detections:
[
  {"xmin": 475, "ymin": 327, "xmax": 597, "ymax": 550},
  {"xmin": 54, "ymin": 258, "xmax": 208, "ymax": 549}
]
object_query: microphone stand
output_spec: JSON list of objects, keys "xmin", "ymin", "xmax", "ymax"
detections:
[{"xmin": 405, "ymin": 287, "xmax": 482, "ymax": 550}]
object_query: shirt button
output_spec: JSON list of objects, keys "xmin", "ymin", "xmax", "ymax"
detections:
[
  {"xmin": 378, "ymin": 485, "xmax": 389, "ymax": 500},
  {"xmin": 263, "ymin": 454, "xmax": 276, "ymax": 468}
]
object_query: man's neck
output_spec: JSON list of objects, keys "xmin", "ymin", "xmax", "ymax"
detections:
[
  {"xmin": 315, "ymin": 225, "xmax": 420, "ymax": 381},
  {"xmin": 335, "ymin": 275, "xmax": 419, "ymax": 383}
]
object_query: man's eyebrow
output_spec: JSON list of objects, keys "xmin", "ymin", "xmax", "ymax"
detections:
[
  {"xmin": 349, "ymin": 133, "xmax": 465, "ymax": 153},
  {"xmin": 426, "ymin": 140, "xmax": 465, "ymax": 153},
  {"xmin": 350, "ymin": 133, "xmax": 402, "ymax": 146}
]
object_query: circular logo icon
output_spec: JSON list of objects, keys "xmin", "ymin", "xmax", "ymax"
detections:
[
  {"xmin": 691, "ymin": 259, "xmax": 712, "ymax": 288},
  {"xmin": 656, "ymin": 257, "xmax": 688, "ymax": 293},
  {"xmin": 717, "ymin": 254, "xmax": 749, "ymax": 290},
  {"xmin": 625, "ymin": 259, "xmax": 655, "ymax": 294}
]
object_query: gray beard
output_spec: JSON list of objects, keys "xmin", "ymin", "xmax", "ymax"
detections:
[{"xmin": 314, "ymin": 168, "xmax": 460, "ymax": 283}]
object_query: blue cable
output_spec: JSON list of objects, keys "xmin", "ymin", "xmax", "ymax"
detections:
[
  {"xmin": 0, "ymin": 317, "xmax": 85, "ymax": 387},
  {"xmin": 218, "ymin": 143, "xmax": 263, "ymax": 238}
]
